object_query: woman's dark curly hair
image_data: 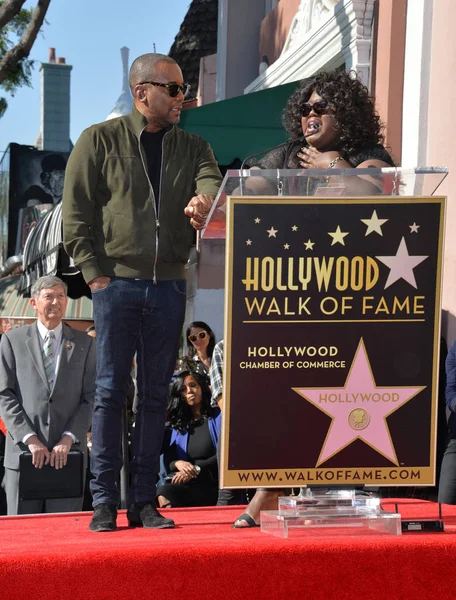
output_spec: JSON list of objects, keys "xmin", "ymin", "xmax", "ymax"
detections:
[
  {"xmin": 186, "ymin": 321, "xmax": 216, "ymax": 360},
  {"xmin": 167, "ymin": 369, "xmax": 214, "ymax": 433},
  {"xmin": 282, "ymin": 70, "xmax": 384, "ymax": 165}
]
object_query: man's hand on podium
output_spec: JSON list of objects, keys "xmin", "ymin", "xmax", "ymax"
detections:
[{"xmin": 185, "ymin": 194, "xmax": 214, "ymax": 230}]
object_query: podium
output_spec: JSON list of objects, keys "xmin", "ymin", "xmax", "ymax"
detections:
[{"xmin": 201, "ymin": 167, "xmax": 447, "ymax": 491}]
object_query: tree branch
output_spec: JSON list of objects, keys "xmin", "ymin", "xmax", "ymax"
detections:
[
  {"xmin": 0, "ymin": 0, "xmax": 27, "ymax": 31},
  {"xmin": 0, "ymin": 0, "xmax": 51, "ymax": 85}
]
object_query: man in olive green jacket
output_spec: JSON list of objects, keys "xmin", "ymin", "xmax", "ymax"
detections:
[{"xmin": 62, "ymin": 53, "xmax": 222, "ymax": 532}]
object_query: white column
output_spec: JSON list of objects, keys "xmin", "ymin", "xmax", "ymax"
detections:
[
  {"xmin": 216, "ymin": 0, "xmax": 267, "ymax": 101},
  {"xmin": 401, "ymin": 0, "xmax": 434, "ymax": 167}
]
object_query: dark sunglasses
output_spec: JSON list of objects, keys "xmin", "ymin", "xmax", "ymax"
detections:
[
  {"xmin": 300, "ymin": 99, "xmax": 330, "ymax": 117},
  {"xmin": 139, "ymin": 81, "xmax": 190, "ymax": 98},
  {"xmin": 189, "ymin": 331, "xmax": 207, "ymax": 343}
]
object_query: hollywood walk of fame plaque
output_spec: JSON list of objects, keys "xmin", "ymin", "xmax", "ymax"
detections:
[{"xmin": 220, "ymin": 194, "xmax": 445, "ymax": 489}]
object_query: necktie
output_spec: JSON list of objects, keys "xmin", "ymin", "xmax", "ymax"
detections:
[{"xmin": 43, "ymin": 330, "xmax": 55, "ymax": 388}]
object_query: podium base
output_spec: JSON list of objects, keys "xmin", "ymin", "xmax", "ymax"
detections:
[
  {"xmin": 260, "ymin": 507, "xmax": 401, "ymax": 538},
  {"xmin": 278, "ymin": 489, "xmax": 380, "ymax": 513}
]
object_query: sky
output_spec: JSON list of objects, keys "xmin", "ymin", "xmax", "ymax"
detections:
[{"xmin": 0, "ymin": 0, "xmax": 193, "ymax": 152}]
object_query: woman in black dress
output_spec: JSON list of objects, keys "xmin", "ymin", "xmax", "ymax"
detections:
[{"xmin": 256, "ymin": 70, "xmax": 394, "ymax": 172}]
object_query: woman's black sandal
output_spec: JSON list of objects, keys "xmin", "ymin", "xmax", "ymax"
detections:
[{"xmin": 232, "ymin": 513, "xmax": 259, "ymax": 528}]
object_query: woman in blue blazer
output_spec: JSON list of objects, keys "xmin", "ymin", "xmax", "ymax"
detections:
[{"xmin": 157, "ymin": 369, "xmax": 221, "ymax": 508}]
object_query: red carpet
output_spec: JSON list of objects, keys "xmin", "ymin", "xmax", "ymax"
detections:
[{"xmin": 2, "ymin": 501, "xmax": 456, "ymax": 600}]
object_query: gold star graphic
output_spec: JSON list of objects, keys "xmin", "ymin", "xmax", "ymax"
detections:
[
  {"xmin": 254, "ymin": 218, "xmax": 261, "ymax": 224},
  {"xmin": 361, "ymin": 210, "xmax": 388, "ymax": 236},
  {"xmin": 267, "ymin": 227, "xmax": 278, "ymax": 238},
  {"xmin": 304, "ymin": 240, "xmax": 315, "ymax": 250},
  {"xmin": 409, "ymin": 222, "xmax": 420, "ymax": 233},
  {"xmin": 284, "ymin": 243, "xmax": 290, "ymax": 250},
  {"xmin": 291, "ymin": 225, "xmax": 298, "ymax": 232},
  {"xmin": 328, "ymin": 226, "xmax": 349, "ymax": 246},
  {"xmin": 246, "ymin": 239, "xmax": 252, "ymax": 246}
]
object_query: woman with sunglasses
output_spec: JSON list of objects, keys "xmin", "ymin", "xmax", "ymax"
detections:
[
  {"xmin": 255, "ymin": 70, "xmax": 394, "ymax": 173},
  {"xmin": 185, "ymin": 321, "xmax": 216, "ymax": 377},
  {"xmin": 157, "ymin": 369, "xmax": 221, "ymax": 508}
]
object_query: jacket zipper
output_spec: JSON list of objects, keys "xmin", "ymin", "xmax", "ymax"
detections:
[{"xmin": 137, "ymin": 126, "xmax": 171, "ymax": 284}]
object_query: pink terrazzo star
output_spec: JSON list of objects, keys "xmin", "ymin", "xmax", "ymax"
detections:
[{"xmin": 293, "ymin": 339, "xmax": 425, "ymax": 466}]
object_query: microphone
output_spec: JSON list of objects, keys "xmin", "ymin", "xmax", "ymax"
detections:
[{"xmin": 239, "ymin": 124, "xmax": 320, "ymax": 170}]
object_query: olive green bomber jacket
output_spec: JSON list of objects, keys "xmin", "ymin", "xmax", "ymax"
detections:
[{"xmin": 62, "ymin": 106, "xmax": 222, "ymax": 284}]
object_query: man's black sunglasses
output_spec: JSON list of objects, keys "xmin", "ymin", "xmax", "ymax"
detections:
[
  {"xmin": 300, "ymin": 99, "xmax": 330, "ymax": 117},
  {"xmin": 139, "ymin": 81, "xmax": 191, "ymax": 98}
]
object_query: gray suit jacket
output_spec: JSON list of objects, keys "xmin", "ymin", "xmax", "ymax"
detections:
[{"xmin": 0, "ymin": 321, "xmax": 96, "ymax": 469}]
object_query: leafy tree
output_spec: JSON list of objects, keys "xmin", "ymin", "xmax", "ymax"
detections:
[{"xmin": 0, "ymin": 0, "xmax": 51, "ymax": 117}]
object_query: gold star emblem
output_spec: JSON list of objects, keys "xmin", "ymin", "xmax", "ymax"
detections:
[
  {"xmin": 246, "ymin": 239, "xmax": 252, "ymax": 246},
  {"xmin": 284, "ymin": 243, "xmax": 290, "ymax": 250},
  {"xmin": 409, "ymin": 222, "xmax": 420, "ymax": 233},
  {"xmin": 304, "ymin": 239, "xmax": 315, "ymax": 250},
  {"xmin": 291, "ymin": 225, "xmax": 298, "ymax": 232},
  {"xmin": 254, "ymin": 218, "xmax": 261, "ymax": 224},
  {"xmin": 360, "ymin": 210, "xmax": 388, "ymax": 236},
  {"xmin": 267, "ymin": 227, "xmax": 278, "ymax": 238},
  {"xmin": 328, "ymin": 225, "xmax": 349, "ymax": 246}
]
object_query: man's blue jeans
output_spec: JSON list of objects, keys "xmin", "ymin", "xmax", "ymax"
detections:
[{"xmin": 90, "ymin": 277, "xmax": 186, "ymax": 507}]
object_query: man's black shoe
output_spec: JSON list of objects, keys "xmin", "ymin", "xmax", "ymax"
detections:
[
  {"xmin": 127, "ymin": 503, "xmax": 175, "ymax": 529},
  {"xmin": 89, "ymin": 504, "xmax": 117, "ymax": 532}
]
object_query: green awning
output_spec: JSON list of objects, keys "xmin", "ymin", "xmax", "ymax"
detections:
[
  {"xmin": 0, "ymin": 275, "xmax": 93, "ymax": 320},
  {"xmin": 179, "ymin": 82, "xmax": 300, "ymax": 165}
]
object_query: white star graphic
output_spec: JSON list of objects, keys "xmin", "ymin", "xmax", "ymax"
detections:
[
  {"xmin": 291, "ymin": 225, "xmax": 298, "ymax": 232},
  {"xmin": 284, "ymin": 243, "xmax": 290, "ymax": 250},
  {"xmin": 267, "ymin": 227, "xmax": 278, "ymax": 238},
  {"xmin": 409, "ymin": 222, "xmax": 420, "ymax": 233},
  {"xmin": 304, "ymin": 240, "xmax": 315, "ymax": 250},
  {"xmin": 328, "ymin": 226, "xmax": 349, "ymax": 246},
  {"xmin": 376, "ymin": 237, "xmax": 428, "ymax": 289},
  {"xmin": 254, "ymin": 218, "xmax": 261, "ymax": 224},
  {"xmin": 246, "ymin": 239, "xmax": 252, "ymax": 246},
  {"xmin": 361, "ymin": 210, "xmax": 388, "ymax": 236}
]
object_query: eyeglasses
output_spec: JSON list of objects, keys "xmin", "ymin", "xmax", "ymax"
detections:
[
  {"xmin": 139, "ymin": 81, "xmax": 191, "ymax": 98},
  {"xmin": 189, "ymin": 331, "xmax": 207, "ymax": 343},
  {"xmin": 300, "ymin": 99, "xmax": 330, "ymax": 117}
]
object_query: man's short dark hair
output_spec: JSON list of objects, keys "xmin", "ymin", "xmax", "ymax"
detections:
[{"xmin": 129, "ymin": 53, "xmax": 177, "ymax": 92}]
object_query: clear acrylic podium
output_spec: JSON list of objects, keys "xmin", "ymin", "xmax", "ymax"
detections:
[
  {"xmin": 202, "ymin": 167, "xmax": 447, "ymax": 537},
  {"xmin": 201, "ymin": 166, "xmax": 448, "ymax": 240}
]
